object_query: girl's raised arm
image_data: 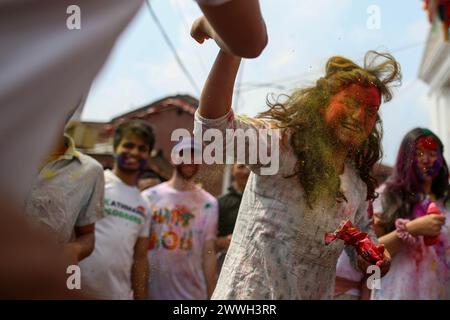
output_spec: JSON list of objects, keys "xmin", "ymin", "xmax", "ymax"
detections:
[
  {"xmin": 198, "ymin": 50, "xmax": 241, "ymax": 119},
  {"xmin": 194, "ymin": 0, "xmax": 267, "ymax": 58}
]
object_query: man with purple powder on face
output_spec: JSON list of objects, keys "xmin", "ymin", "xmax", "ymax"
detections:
[{"xmin": 80, "ymin": 120, "xmax": 155, "ymax": 300}]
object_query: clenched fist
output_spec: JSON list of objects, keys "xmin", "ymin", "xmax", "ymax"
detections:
[{"xmin": 191, "ymin": 16, "xmax": 214, "ymax": 44}]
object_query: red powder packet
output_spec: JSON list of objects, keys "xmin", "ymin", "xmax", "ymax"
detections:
[
  {"xmin": 325, "ymin": 220, "xmax": 385, "ymax": 267},
  {"xmin": 424, "ymin": 202, "xmax": 441, "ymax": 246}
]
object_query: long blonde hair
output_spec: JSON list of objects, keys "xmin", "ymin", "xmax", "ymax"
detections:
[{"xmin": 259, "ymin": 51, "xmax": 402, "ymax": 207}]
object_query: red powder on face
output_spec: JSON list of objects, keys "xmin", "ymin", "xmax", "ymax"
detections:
[
  {"xmin": 416, "ymin": 136, "xmax": 438, "ymax": 151},
  {"xmin": 325, "ymin": 83, "xmax": 381, "ymax": 146}
]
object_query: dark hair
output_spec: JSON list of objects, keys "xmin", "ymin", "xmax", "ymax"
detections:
[
  {"xmin": 259, "ymin": 51, "xmax": 401, "ymax": 207},
  {"xmin": 382, "ymin": 128, "xmax": 450, "ymax": 231},
  {"xmin": 113, "ymin": 120, "xmax": 155, "ymax": 152}
]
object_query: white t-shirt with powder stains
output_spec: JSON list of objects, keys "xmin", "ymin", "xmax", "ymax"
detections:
[{"xmin": 80, "ymin": 170, "xmax": 151, "ymax": 300}]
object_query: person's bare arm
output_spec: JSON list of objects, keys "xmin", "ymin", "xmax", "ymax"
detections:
[
  {"xmin": 194, "ymin": 0, "xmax": 267, "ymax": 58},
  {"xmin": 202, "ymin": 239, "xmax": 217, "ymax": 299},
  {"xmin": 63, "ymin": 224, "xmax": 95, "ymax": 264},
  {"xmin": 374, "ymin": 217, "xmax": 404, "ymax": 258},
  {"xmin": 376, "ymin": 214, "xmax": 446, "ymax": 257},
  {"xmin": 215, "ymin": 234, "xmax": 232, "ymax": 252},
  {"xmin": 198, "ymin": 50, "xmax": 241, "ymax": 119},
  {"xmin": 131, "ymin": 237, "xmax": 149, "ymax": 300}
]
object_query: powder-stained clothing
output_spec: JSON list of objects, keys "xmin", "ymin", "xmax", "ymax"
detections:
[
  {"xmin": 194, "ymin": 110, "xmax": 376, "ymax": 300},
  {"xmin": 80, "ymin": 170, "xmax": 152, "ymax": 300},
  {"xmin": 24, "ymin": 135, "xmax": 105, "ymax": 244},
  {"xmin": 335, "ymin": 250, "xmax": 364, "ymax": 298},
  {"xmin": 371, "ymin": 185, "xmax": 450, "ymax": 300},
  {"xmin": 142, "ymin": 182, "xmax": 218, "ymax": 300}
]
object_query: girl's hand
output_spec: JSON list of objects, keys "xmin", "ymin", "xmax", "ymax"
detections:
[
  {"xmin": 191, "ymin": 16, "xmax": 214, "ymax": 44},
  {"xmin": 357, "ymin": 249, "xmax": 391, "ymax": 277},
  {"xmin": 406, "ymin": 214, "xmax": 446, "ymax": 237},
  {"xmin": 379, "ymin": 249, "xmax": 391, "ymax": 277}
]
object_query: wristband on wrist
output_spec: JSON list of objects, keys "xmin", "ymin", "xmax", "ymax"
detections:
[{"xmin": 395, "ymin": 218, "xmax": 418, "ymax": 246}]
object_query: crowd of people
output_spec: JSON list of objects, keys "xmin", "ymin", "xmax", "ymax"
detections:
[{"xmin": 1, "ymin": 0, "xmax": 449, "ymax": 300}]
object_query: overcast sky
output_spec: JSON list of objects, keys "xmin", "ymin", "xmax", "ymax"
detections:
[{"xmin": 82, "ymin": 0, "xmax": 432, "ymax": 166}]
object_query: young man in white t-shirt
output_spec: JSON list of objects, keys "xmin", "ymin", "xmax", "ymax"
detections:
[
  {"xmin": 80, "ymin": 120, "xmax": 155, "ymax": 300},
  {"xmin": 142, "ymin": 138, "xmax": 219, "ymax": 300}
]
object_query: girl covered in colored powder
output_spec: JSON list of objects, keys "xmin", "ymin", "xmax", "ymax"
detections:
[
  {"xmin": 372, "ymin": 128, "xmax": 450, "ymax": 300},
  {"xmin": 192, "ymin": 23, "xmax": 400, "ymax": 300}
]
